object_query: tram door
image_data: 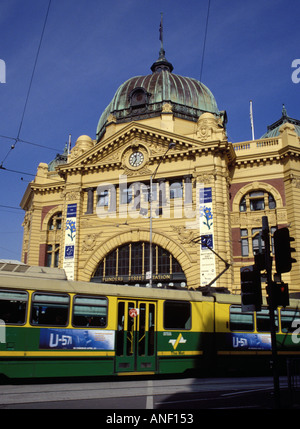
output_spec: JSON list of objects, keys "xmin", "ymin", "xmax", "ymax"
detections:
[{"xmin": 115, "ymin": 300, "xmax": 156, "ymax": 373}]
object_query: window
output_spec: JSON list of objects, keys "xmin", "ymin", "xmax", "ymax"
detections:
[
  {"xmin": 143, "ymin": 183, "xmax": 157, "ymax": 203},
  {"xmin": 0, "ymin": 290, "xmax": 28, "ymax": 324},
  {"xmin": 252, "ymin": 228, "xmax": 265, "ymax": 255},
  {"xmin": 157, "ymin": 247, "xmax": 170, "ymax": 274},
  {"xmin": 169, "ymin": 180, "xmax": 183, "ymax": 199},
  {"xmin": 48, "ymin": 212, "xmax": 62, "ymax": 230},
  {"xmin": 120, "ymin": 187, "xmax": 133, "ymax": 204},
  {"xmin": 239, "ymin": 191, "xmax": 276, "ymax": 212},
  {"xmin": 269, "ymin": 194, "xmax": 276, "ymax": 209},
  {"xmin": 98, "ymin": 190, "xmax": 109, "ymax": 207},
  {"xmin": 240, "ymin": 227, "xmax": 276, "ymax": 257},
  {"xmin": 31, "ymin": 293, "xmax": 69, "ymax": 326},
  {"xmin": 256, "ymin": 307, "xmax": 278, "ymax": 332},
  {"xmin": 92, "ymin": 242, "xmax": 186, "ymax": 288},
  {"xmin": 164, "ymin": 301, "xmax": 191, "ymax": 330},
  {"xmin": 46, "ymin": 212, "xmax": 62, "ymax": 268},
  {"xmin": 131, "ymin": 242, "xmax": 143, "ymax": 275},
  {"xmin": 46, "ymin": 244, "xmax": 60, "ymax": 267},
  {"xmin": 281, "ymin": 309, "xmax": 300, "ymax": 333},
  {"xmin": 105, "ymin": 251, "xmax": 117, "ymax": 276},
  {"xmin": 230, "ymin": 306, "xmax": 254, "ymax": 331},
  {"xmin": 73, "ymin": 296, "xmax": 108, "ymax": 327},
  {"xmin": 240, "ymin": 197, "xmax": 246, "ymax": 212},
  {"xmin": 130, "ymin": 87, "xmax": 149, "ymax": 108},
  {"xmin": 148, "ymin": 303, "xmax": 155, "ymax": 355},
  {"xmin": 250, "ymin": 192, "xmax": 265, "ymax": 211},
  {"xmin": 240, "ymin": 229, "xmax": 249, "ymax": 257}
]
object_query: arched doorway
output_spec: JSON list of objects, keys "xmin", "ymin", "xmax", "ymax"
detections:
[{"xmin": 91, "ymin": 241, "xmax": 187, "ymax": 288}]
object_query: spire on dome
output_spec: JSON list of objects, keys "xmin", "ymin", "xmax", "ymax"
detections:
[
  {"xmin": 282, "ymin": 103, "xmax": 287, "ymax": 117},
  {"xmin": 261, "ymin": 104, "xmax": 300, "ymax": 138},
  {"xmin": 151, "ymin": 13, "xmax": 174, "ymax": 73}
]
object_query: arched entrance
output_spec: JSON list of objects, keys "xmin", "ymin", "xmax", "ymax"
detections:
[{"xmin": 91, "ymin": 241, "xmax": 187, "ymax": 288}]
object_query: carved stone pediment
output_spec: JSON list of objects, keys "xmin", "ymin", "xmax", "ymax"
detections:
[{"xmin": 57, "ymin": 122, "xmax": 200, "ymax": 175}]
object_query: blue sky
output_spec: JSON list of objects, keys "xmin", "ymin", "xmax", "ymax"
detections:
[{"xmin": 0, "ymin": 0, "xmax": 299, "ymax": 261}]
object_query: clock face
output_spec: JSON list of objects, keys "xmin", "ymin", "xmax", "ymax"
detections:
[{"xmin": 129, "ymin": 151, "xmax": 144, "ymax": 167}]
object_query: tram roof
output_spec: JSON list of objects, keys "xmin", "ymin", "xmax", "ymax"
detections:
[{"xmin": 1, "ymin": 263, "xmax": 299, "ymax": 307}]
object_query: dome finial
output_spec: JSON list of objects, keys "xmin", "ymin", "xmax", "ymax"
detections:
[
  {"xmin": 159, "ymin": 12, "xmax": 164, "ymax": 58},
  {"xmin": 282, "ymin": 103, "xmax": 287, "ymax": 117},
  {"xmin": 151, "ymin": 13, "xmax": 174, "ymax": 73}
]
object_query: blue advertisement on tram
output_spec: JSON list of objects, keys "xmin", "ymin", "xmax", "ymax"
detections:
[
  {"xmin": 39, "ymin": 328, "xmax": 115, "ymax": 350},
  {"xmin": 228, "ymin": 333, "xmax": 271, "ymax": 350}
]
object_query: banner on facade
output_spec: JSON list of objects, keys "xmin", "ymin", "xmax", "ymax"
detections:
[
  {"xmin": 63, "ymin": 203, "xmax": 77, "ymax": 280},
  {"xmin": 199, "ymin": 187, "xmax": 216, "ymax": 286}
]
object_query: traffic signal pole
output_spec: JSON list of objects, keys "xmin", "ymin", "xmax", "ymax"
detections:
[{"xmin": 262, "ymin": 216, "xmax": 280, "ymax": 409}]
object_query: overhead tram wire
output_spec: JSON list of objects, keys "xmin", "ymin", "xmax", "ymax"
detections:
[
  {"xmin": 0, "ymin": 204, "xmax": 23, "ymax": 212},
  {"xmin": 199, "ymin": 0, "xmax": 211, "ymax": 83},
  {"xmin": 192, "ymin": 0, "xmax": 211, "ymax": 140},
  {"xmin": 0, "ymin": 166, "xmax": 36, "ymax": 177},
  {"xmin": 0, "ymin": 134, "xmax": 61, "ymax": 153},
  {"xmin": 0, "ymin": 0, "xmax": 52, "ymax": 168}
]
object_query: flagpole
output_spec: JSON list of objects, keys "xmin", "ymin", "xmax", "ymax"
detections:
[
  {"xmin": 250, "ymin": 100, "xmax": 255, "ymax": 141},
  {"xmin": 68, "ymin": 134, "xmax": 71, "ymax": 155}
]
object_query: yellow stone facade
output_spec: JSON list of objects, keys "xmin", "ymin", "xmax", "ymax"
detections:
[{"xmin": 20, "ymin": 54, "xmax": 300, "ymax": 295}]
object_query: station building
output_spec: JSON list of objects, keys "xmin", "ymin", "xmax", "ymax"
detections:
[{"xmin": 20, "ymin": 45, "xmax": 300, "ymax": 294}]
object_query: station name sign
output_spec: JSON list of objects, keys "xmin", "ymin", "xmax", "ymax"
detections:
[{"xmin": 98, "ymin": 274, "xmax": 172, "ymax": 283}]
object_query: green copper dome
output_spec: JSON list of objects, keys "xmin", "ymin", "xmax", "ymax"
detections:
[
  {"xmin": 96, "ymin": 50, "xmax": 220, "ymax": 141},
  {"xmin": 261, "ymin": 105, "xmax": 300, "ymax": 138}
]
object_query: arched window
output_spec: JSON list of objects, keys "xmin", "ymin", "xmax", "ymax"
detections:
[
  {"xmin": 48, "ymin": 212, "xmax": 62, "ymax": 230},
  {"xmin": 46, "ymin": 212, "xmax": 62, "ymax": 267},
  {"xmin": 92, "ymin": 242, "xmax": 186, "ymax": 288},
  {"xmin": 239, "ymin": 191, "xmax": 276, "ymax": 212}
]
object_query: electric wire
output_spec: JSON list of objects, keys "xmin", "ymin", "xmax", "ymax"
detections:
[
  {"xmin": 0, "ymin": 0, "xmax": 52, "ymax": 167},
  {"xmin": 0, "ymin": 204, "xmax": 23, "ymax": 211},
  {"xmin": 192, "ymin": 0, "xmax": 211, "ymax": 140},
  {"xmin": 0, "ymin": 166, "xmax": 35, "ymax": 177},
  {"xmin": 0, "ymin": 134, "xmax": 61, "ymax": 152},
  {"xmin": 200, "ymin": 0, "xmax": 211, "ymax": 82}
]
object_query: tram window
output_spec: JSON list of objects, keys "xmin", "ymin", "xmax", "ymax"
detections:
[
  {"xmin": 30, "ymin": 293, "xmax": 69, "ymax": 326},
  {"xmin": 230, "ymin": 306, "xmax": 254, "ymax": 331},
  {"xmin": 138, "ymin": 303, "xmax": 146, "ymax": 356},
  {"xmin": 281, "ymin": 309, "xmax": 300, "ymax": 333},
  {"xmin": 0, "ymin": 290, "xmax": 28, "ymax": 325},
  {"xmin": 148, "ymin": 304, "xmax": 155, "ymax": 355},
  {"xmin": 257, "ymin": 307, "xmax": 278, "ymax": 332},
  {"xmin": 164, "ymin": 301, "xmax": 191, "ymax": 330},
  {"xmin": 116, "ymin": 302, "xmax": 125, "ymax": 356},
  {"xmin": 73, "ymin": 296, "xmax": 108, "ymax": 327}
]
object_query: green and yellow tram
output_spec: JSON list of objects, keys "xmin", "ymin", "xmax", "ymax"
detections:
[{"xmin": 0, "ymin": 263, "xmax": 300, "ymax": 379}]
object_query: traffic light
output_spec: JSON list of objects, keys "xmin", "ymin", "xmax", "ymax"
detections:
[
  {"xmin": 266, "ymin": 281, "xmax": 289, "ymax": 308},
  {"xmin": 241, "ymin": 266, "xmax": 262, "ymax": 312},
  {"xmin": 274, "ymin": 227, "xmax": 297, "ymax": 274}
]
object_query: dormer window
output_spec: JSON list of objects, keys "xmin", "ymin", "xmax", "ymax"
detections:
[{"xmin": 129, "ymin": 87, "xmax": 150, "ymax": 108}]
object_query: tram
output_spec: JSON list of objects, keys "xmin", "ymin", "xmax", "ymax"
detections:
[{"xmin": 0, "ymin": 262, "xmax": 300, "ymax": 379}]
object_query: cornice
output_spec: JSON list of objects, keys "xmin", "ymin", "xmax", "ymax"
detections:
[
  {"xmin": 232, "ymin": 135, "xmax": 300, "ymax": 168},
  {"xmin": 57, "ymin": 122, "xmax": 235, "ymax": 176}
]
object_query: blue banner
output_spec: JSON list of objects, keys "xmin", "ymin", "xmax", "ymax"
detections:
[
  {"xmin": 66, "ymin": 203, "xmax": 77, "ymax": 218},
  {"xmin": 199, "ymin": 187, "xmax": 212, "ymax": 204}
]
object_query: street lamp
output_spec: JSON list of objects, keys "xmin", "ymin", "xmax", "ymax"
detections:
[{"xmin": 149, "ymin": 142, "xmax": 175, "ymax": 287}]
